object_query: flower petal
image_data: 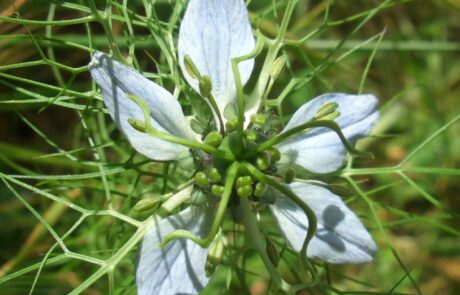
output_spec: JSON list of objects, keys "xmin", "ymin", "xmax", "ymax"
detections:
[
  {"xmin": 269, "ymin": 182, "xmax": 377, "ymax": 264},
  {"xmin": 178, "ymin": 0, "xmax": 255, "ymax": 116},
  {"xmin": 136, "ymin": 206, "xmax": 213, "ymax": 295},
  {"xmin": 89, "ymin": 52, "xmax": 194, "ymax": 160},
  {"xmin": 277, "ymin": 93, "xmax": 379, "ymax": 173}
]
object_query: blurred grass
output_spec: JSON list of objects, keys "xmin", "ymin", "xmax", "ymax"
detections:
[{"xmin": 0, "ymin": 0, "xmax": 459, "ymax": 294}]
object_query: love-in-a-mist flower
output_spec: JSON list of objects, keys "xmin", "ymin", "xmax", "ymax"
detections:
[{"xmin": 89, "ymin": 0, "xmax": 379, "ymax": 294}]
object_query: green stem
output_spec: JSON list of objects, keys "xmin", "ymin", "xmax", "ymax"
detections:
[
  {"xmin": 244, "ymin": 163, "xmax": 318, "ymax": 284},
  {"xmin": 127, "ymin": 94, "xmax": 222, "ymax": 156},
  {"xmin": 159, "ymin": 162, "xmax": 240, "ymax": 248},
  {"xmin": 205, "ymin": 92, "xmax": 225, "ymax": 134},
  {"xmin": 247, "ymin": 120, "xmax": 373, "ymax": 159}
]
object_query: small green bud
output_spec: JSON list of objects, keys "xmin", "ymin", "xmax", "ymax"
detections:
[
  {"xmin": 195, "ymin": 172, "xmax": 209, "ymax": 187},
  {"xmin": 204, "ymin": 131, "xmax": 222, "ymax": 147},
  {"xmin": 245, "ymin": 129, "xmax": 258, "ymax": 142},
  {"xmin": 199, "ymin": 75, "xmax": 212, "ymax": 97},
  {"xmin": 225, "ymin": 117, "xmax": 239, "ymax": 131},
  {"xmin": 211, "ymin": 184, "xmax": 225, "ymax": 197},
  {"xmin": 237, "ymin": 185, "xmax": 253, "ymax": 198},
  {"xmin": 314, "ymin": 102, "xmax": 339, "ymax": 120},
  {"xmin": 285, "ymin": 169, "xmax": 295, "ymax": 184},
  {"xmin": 266, "ymin": 239, "xmax": 280, "ymax": 267},
  {"xmin": 208, "ymin": 168, "xmax": 222, "ymax": 182},
  {"xmin": 268, "ymin": 148, "xmax": 281, "ymax": 162},
  {"xmin": 184, "ymin": 55, "xmax": 201, "ymax": 80},
  {"xmin": 250, "ymin": 114, "xmax": 267, "ymax": 126},
  {"xmin": 205, "ymin": 238, "xmax": 225, "ymax": 277},
  {"xmin": 127, "ymin": 118, "xmax": 146, "ymax": 133},
  {"xmin": 236, "ymin": 176, "xmax": 253, "ymax": 188},
  {"xmin": 254, "ymin": 182, "xmax": 267, "ymax": 197},
  {"xmin": 270, "ymin": 55, "xmax": 287, "ymax": 79}
]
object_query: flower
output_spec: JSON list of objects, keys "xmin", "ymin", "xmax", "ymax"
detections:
[{"xmin": 89, "ymin": 0, "xmax": 379, "ymax": 294}]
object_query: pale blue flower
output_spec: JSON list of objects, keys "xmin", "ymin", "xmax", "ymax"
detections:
[{"xmin": 89, "ymin": 0, "xmax": 379, "ymax": 294}]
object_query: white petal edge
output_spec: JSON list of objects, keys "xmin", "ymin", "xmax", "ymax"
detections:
[
  {"xmin": 178, "ymin": 0, "xmax": 255, "ymax": 117},
  {"xmin": 277, "ymin": 93, "xmax": 379, "ymax": 173},
  {"xmin": 136, "ymin": 206, "xmax": 213, "ymax": 295},
  {"xmin": 269, "ymin": 182, "xmax": 377, "ymax": 264},
  {"xmin": 89, "ymin": 52, "xmax": 194, "ymax": 161}
]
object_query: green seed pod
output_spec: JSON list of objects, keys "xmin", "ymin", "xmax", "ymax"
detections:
[
  {"xmin": 208, "ymin": 168, "xmax": 222, "ymax": 182},
  {"xmin": 236, "ymin": 176, "xmax": 253, "ymax": 188},
  {"xmin": 314, "ymin": 102, "xmax": 339, "ymax": 120},
  {"xmin": 195, "ymin": 171, "xmax": 209, "ymax": 187},
  {"xmin": 254, "ymin": 182, "xmax": 267, "ymax": 197},
  {"xmin": 205, "ymin": 237, "xmax": 225, "ymax": 277},
  {"xmin": 225, "ymin": 117, "xmax": 239, "ymax": 131},
  {"xmin": 211, "ymin": 184, "xmax": 225, "ymax": 197},
  {"xmin": 204, "ymin": 131, "xmax": 222, "ymax": 147},
  {"xmin": 266, "ymin": 239, "xmax": 280, "ymax": 267},
  {"xmin": 237, "ymin": 185, "xmax": 253, "ymax": 198},
  {"xmin": 127, "ymin": 118, "xmax": 146, "ymax": 133},
  {"xmin": 184, "ymin": 55, "xmax": 201, "ymax": 80},
  {"xmin": 285, "ymin": 169, "xmax": 295, "ymax": 184},
  {"xmin": 199, "ymin": 76, "xmax": 213, "ymax": 98},
  {"xmin": 250, "ymin": 113, "xmax": 267, "ymax": 126}
]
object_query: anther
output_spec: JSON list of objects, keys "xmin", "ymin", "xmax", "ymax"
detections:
[
  {"xmin": 225, "ymin": 117, "xmax": 239, "ymax": 131},
  {"xmin": 266, "ymin": 238, "xmax": 280, "ymax": 267},
  {"xmin": 245, "ymin": 129, "xmax": 258, "ymax": 142},
  {"xmin": 205, "ymin": 237, "xmax": 224, "ymax": 277},
  {"xmin": 184, "ymin": 55, "xmax": 201, "ymax": 80},
  {"xmin": 314, "ymin": 102, "xmax": 339, "ymax": 120},
  {"xmin": 127, "ymin": 118, "xmax": 146, "ymax": 133},
  {"xmin": 236, "ymin": 176, "xmax": 253, "ymax": 188},
  {"xmin": 250, "ymin": 113, "xmax": 267, "ymax": 126},
  {"xmin": 208, "ymin": 168, "xmax": 222, "ymax": 183},
  {"xmin": 211, "ymin": 185, "xmax": 224, "ymax": 197},
  {"xmin": 204, "ymin": 131, "xmax": 222, "ymax": 147},
  {"xmin": 254, "ymin": 182, "xmax": 267, "ymax": 197},
  {"xmin": 285, "ymin": 169, "xmax": 295, "ymax": 184},
  {"xmin": 195, "ymin": 171, "xmax": 209, "ymax": 187},
  {"xmin": 270, "ymin": 55, "xmax": 287, "ymax": 79},
  {"xmin": 237, "ymin": 185, "xmax": 253, "ymax": 198},
  {"xmin": 199, "ymin": 75, "xmax": 212, "ymax": 98}
]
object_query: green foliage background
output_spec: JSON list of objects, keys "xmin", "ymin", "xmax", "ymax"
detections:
[{"xmin": 0, "ymin": 0, "xmax": 459, "ymax": 294}]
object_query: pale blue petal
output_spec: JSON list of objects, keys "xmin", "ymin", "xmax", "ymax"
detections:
[
  {"xmin": 136, "ymin": 207, "xmax": 213, "ymax": 295},
  {"xmin": 269, "ymin": 182, "xmax": 377, "ymax": 264},
  {"xmin": 278, "ymin": 93, "xmax": 379, "ymax": 173},
  {"xmin": 89, "ymin": 52, "xmax": 194, "ymax": 160},
  {"xmin": 178, "ymin": 0, "xmax": 255, "ymax": 116}
]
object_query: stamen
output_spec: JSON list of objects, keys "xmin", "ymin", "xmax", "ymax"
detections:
[
  {"xmin": 194, "ymin": 172, "xmax": 209, "ymax": 187},
  {"xmin": 204, "ymin": 131, "xmax": 222, "ymax": 147},
  {"xmin": 183, "ymin": 55, "xmax": 201, "ymax": 80}
]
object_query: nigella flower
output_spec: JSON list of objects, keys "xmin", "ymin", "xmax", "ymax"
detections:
[{"xmin": 89, "ymin": 0, "xmax": 379, "ymax": 294}]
